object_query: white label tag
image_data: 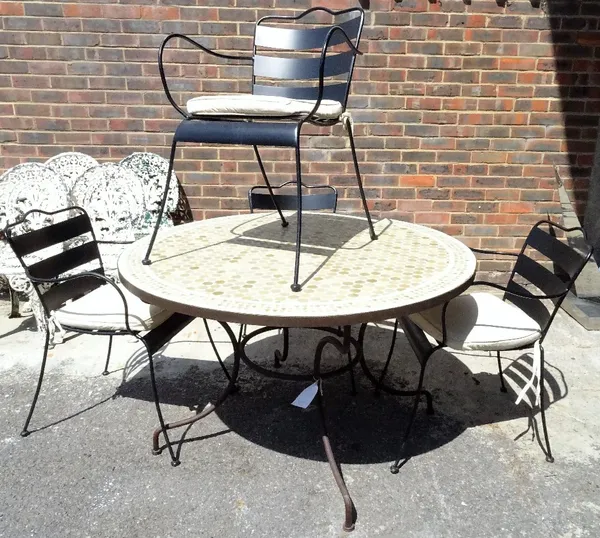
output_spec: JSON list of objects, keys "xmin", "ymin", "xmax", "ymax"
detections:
[{"xmin": 291, "ymin": 382, "xmax": 319, "ymax": 409}]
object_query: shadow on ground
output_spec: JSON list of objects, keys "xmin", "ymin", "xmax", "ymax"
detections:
[{"xmin": 114, "ymin": 324, "xmax": 563, "ymax": 465}]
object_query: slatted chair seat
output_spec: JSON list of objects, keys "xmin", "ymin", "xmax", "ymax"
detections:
[
  {"xmin": 410, "ymin": 292, "xmax": 542, "ymax": 352},
  {"xmin": 186, "ymin": 94, "xmax": 344, "ymax": 120},
  {"xmin": 54, "ymin": 283, "xmax": 171, "ymax": 332}
]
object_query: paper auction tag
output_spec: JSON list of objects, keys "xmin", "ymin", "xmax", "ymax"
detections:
[{"xmin": 291, "ymin": 382, "xmax": 319, "ymax": 409}]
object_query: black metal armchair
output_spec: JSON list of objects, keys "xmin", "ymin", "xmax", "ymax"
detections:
[
  {"xmin": 4, "ymin": 207, "xmax": 195, "ymax": 465},
  {"xmin": 143, "ymin": 6, "xmax": 376, "ymax": 291},
  {"xmin": 378, "ymin": 220, "xmax": 593, "ymax": 472}
]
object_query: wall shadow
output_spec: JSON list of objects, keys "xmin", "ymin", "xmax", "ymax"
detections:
[{"xmin": 545, "ymin": 1, "xmax": 599, "ymax": 233}]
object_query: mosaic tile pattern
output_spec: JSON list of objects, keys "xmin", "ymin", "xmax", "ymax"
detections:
[{"xmin": 119, "ymin": 212, "xmax": 476, "ymax": 327}]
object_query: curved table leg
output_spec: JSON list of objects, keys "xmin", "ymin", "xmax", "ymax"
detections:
[
  {"xmin": 360, "ymin": 319, "xmax": 434, "ymax": 413},
  {"xmin": 152, "ymin": 320, "xmax": 240, "ymax": 459},
  {"xmin": 312, "ymin": 324, "xmax": 367, "ymax": 532}
]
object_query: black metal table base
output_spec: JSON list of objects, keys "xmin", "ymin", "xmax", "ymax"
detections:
[
  {"xmin": 152, "ymin": 321, "xmax": 241, "ymax": 465},
  {"xmin": 153, "ymin": 320, "xmax": 435, "ymax": 531},
  {"xmin": 241, "ymin": 324, "xmax": 362, "ymax": 531}
]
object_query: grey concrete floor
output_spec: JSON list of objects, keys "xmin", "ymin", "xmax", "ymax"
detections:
[{"xmin": 1, "ymin": 297, "xmax": 599, "ymax": 538}]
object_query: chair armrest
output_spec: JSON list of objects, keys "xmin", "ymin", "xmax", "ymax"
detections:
[
  {"xmin": 470, "ymin": 247, "xmax": 518, "ymax": 257},
  {"xmin": 306, "ymin": 25, "xmax": 362, "ymax": 123},
  {"xmin": 159, "ymin": 33, "xmax": 253, "ymax": 119},
  {"xmin": 470, "ymin": 280, "xmax": 566, "ymax": 300},
  {"xmin": 30, "ymin": 271, "xmax": 137, "ymax": 334}
]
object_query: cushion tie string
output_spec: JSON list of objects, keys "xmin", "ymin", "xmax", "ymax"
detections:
[
  {"xmin": 515, "ymin": 340, "xmax": 542, "ymax": 407},
  {"xmin": 340, "ymin": 111, "xmax": 354, "ymax": 135},
  {"xmin": 48, "ymin": 310, "xmax": 66, "ymax": 345}
]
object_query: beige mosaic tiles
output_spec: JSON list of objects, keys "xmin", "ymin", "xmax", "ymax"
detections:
[{"xmin": 118, "ymin": 212, "xmax": 476, "ymax": 327}]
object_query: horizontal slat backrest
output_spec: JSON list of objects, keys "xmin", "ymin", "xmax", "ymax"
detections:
[
  {"xmin": 28, "ymin": 241, "xmax": 102, "ymax": 280},
  {"xmin": 8, "ymin": 213, "xmax": 93, "ymax": 257},
  {"xmin": 250, "ymin": 191, "xmax": 337, "ymax": 211},
  {"xmin": 254, "ymin": 52, "xmax": 354, "ymax": 81},
  {"xmin": 504, "ymin": 222, "xmax": 589, "ymax": 331},
  {"xmin": 253, "ymin": 82, "xmax": 348, "ymax": 103},
  {"xmin": 254, "ymin": 16, "xmax": 361, "ymax": 51},
  {"xmin": 526, "ymin": 225, "xmax": 584, "ymax": 278},
  {"xmin": 42, "ymin": 273, "xmax": 105, "ymax": 312},
  {"xmin": 5, "ymin": 207, "xmax": 106, "ymax": 315},
  {"xmin": 252, "ymin": 8, "xmax": 363, "ymax": 110}
]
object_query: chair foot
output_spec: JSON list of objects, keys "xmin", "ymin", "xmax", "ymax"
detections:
[
  {"xmin": 142, "ymin": 258, "xmax": 152, "ymax": 266},
  {"xmin": 20, "ymin": 430, "xmax": 30, "ymax": 437},
  {"xmin": 343, "ymin": 522, "xmax": 355, "ymax": 532},
  {"xmin": 500, "ymin": 386, "xmax": 507, "ymax": 393},
  {"xmin": 231, "ymin": 384, "xmax": 240, "ymax": 394},
  {"xmin": 152, "ymin": 448, "xmax": 162, "ymax": 456},
  {"xmin": 281, "ymin": 221, "xmax": 289, "ymax": 228},
  {"xmin": 171, "ymin": 459, "xmax": 181, "ymax": 467},
  {"xmin": 102, "ymin": 370, "xmax": 109, "ymax": 376},
  {"xmin": 369, "ymin": 231, "xmax": 377, "ymax": 241},
  {"xmin": 291, "ymin": 283, "xmax": 301, "ymax": 292},
  {"xmin": 390, "ymin": 463, "xmax": 400, "ymax": 474},
  {"xmin": 546, "ymin": 454, "xmax": 555, "ymax": 463}
]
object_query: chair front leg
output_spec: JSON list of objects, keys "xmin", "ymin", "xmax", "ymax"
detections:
[
  {"xmin": 291, "ymin": 143, "xmax": 303, "ymax": 292},
  {"xmin": 497, "ymin": 351, "xmax": 507, "ymax": 393},
  {"xmin": 21, "ymin": 329, "xmax": 51, "ymax": 436},
  {"xmin": 143, "ymin": 136, "xmax": 178, "ymax": 266},
  {"xmin": 102, "ymin": 335, "xmax": 113, "ymax": 376}
]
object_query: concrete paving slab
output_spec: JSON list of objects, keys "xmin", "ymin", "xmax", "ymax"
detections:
[{"xmin": 0, "ymin": 297, "xmax": 599, "ymax": 537}]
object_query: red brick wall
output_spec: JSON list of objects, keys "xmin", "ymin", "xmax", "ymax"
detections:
[{"xmin": 1, "ymin": 0, "xmax": 598, "ymax": 274}]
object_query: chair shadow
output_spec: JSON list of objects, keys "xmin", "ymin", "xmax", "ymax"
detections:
[
  {"xmin": 0, "ymin": 313, "xmax": 37, "ymax": 339},
  {"xmin": 115, "ymin": 324, "xmax": 566, "ymax": 465}
]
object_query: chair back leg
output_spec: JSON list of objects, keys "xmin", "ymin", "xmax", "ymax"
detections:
[
  {"xmin": 537, "ymin": 344, "xmax": 554, "ymax": 462},
  {"xmin": 143, "ymin": 137, "xmax": 178, "ymax": 265},
  {"xmin": 346, "ymin": 122, "xmax": 377, "ymax": 241},
  {"xmin": 291, "ymin": 144, "xmax": 303, "ymax": 292}
]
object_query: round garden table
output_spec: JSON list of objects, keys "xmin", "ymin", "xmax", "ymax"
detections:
[{"xmin": 118, "ymin": 211, "xmax": 476, "ymax": 531}]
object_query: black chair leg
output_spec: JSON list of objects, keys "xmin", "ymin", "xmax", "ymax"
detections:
[
  {"xmin": 291, "ymin": 143, "xmax": 303, "ymax": 292},
  {"xmin": 497, "ymin": 351, "xmax": 507, "ymax": 393},
  {"xmin": 346, "ymin": 123, "xmax": 377, "ymax": 241},
  {"xmin": 21, "ymin": 329, "xmax": 51, "ymax": 436},
  {"xmin": 390, "ymin": 362, "xmax": 428, "ymax": 474},
  {"xmin": 375, "ymin": 318, "xmax": 400, "ymax": 395},
  {"xmin": 143, "ymin": 136, "xmax": 178, "ymax": 265},
  {"xmin": 253, "ymin": 145, "xmax": 288, "ymax": 227},
  {"xmin": 538, "ymin": 345, "xmax": 554, "ymax": 463},
  {"xmin": 102, "ymin": 335, "xmax": 113, "ymax": 376},
  {"xmin": 8, "ymin": 286, "xmax": 20, "ymax": 318}
]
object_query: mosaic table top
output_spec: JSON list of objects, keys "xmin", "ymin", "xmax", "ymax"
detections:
[{"xmin": 118, "ymin": 212, "xmax": 476, "ymax": 327}]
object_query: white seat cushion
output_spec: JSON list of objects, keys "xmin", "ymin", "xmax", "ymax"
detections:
[
  {"xmin": 54, "ymin": 283, "xmax": 171, "ymax": 332},
  {"xmin": 409, "ymin": 292, "xmax": 542, "ymax": 351},
  {"xmin": 186, "ymin": 94, "xmax": 343, "ymax": 120}
]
